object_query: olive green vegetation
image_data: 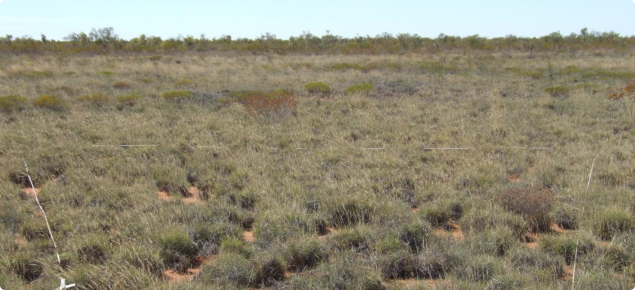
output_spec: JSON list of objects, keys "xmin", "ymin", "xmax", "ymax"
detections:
[{"xmin": 0, "ymin": 51, "xmax": 634, "ymax": 290}]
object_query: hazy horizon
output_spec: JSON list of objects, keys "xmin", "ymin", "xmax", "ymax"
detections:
[{"xmin": 1, "ymin": 0, "xmax": 634, "ymax": 40}]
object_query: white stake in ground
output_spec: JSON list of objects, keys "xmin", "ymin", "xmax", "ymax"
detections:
[{"xmin": 22, "ymin": 160, "xmax": 75, "ymax": 290}]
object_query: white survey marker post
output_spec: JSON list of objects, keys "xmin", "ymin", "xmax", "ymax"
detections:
[{"xmin": 57, "ymin": 278, "xmax": 75, "ymax": 289}]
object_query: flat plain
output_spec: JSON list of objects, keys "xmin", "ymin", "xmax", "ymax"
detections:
[{"xmin": 1, "ymin": 51, "xmax": 634, "ymax": 289}]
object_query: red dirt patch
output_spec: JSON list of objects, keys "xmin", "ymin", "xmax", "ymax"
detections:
[
  {"xmin": 182, "ymin": 187, "xmax": 205, "ymax": 205},
  {"xmin": 410, "ymin": 205, "xmax": 419, "ymax": 213},
  {"xmin": 243, "ymin": 230, "xmax": 256, "ymax": 243},
  {"xmin": 434, "ymin": 222, "xmax": 464, "ymax": 241},
  {"xmin": 157, "ymin": 191, "xmax": 172, "ymax": 202},
  {"xmin": 164, "ymin": 255, "xmax": 217, "ymax": 282},
  {"xmin": 20, "ymin": 187, "xmax": 40, "ymax": 198},
  {"xmin": 317, "ymin": 227, "xmax": 338, "ymax": 241},
  {"xmin": 560, "ymin": 265, "xmax": 574, "ymax": 281},
  {"xmin": 550, "ymin": 223, "xmax": 568, "ymax": 234},
  {"xmin": 508, "ymin": 173, "xmax": 521, "ymax": 183}
]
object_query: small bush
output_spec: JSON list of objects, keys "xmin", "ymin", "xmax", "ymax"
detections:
[
  {"xmin": 498, "ymin": 187, "xmax": 554, "ymax": 232},
  {"xmin": 148, "ymin": 55, "xmax": 163, "ymax": 61},
  {"xmin": 230, "ymin": 90, "xmax": 297, "ymax": 119},
  {"xmin": 330, "ymin": 227, "xmax": 371, "ymax": 251},
  {"xmin": 162, "ymin": 90, "xmax": 192, "ymax": 102},
  {"xmin": 24, "ymin": 71, "xmax": 53, "ymax": 78},
  {"xmin": 113, "ymin": 81, "xmax": 132, "ymax": 89},
  {"xmin": 117, "ymin": 94, "xmax": 141, "ymax": 107},
  {"xmin": 160, "ymin": 229, "xmax": 198, "ymax": 273},
  {"xmin": 466, "ymin": 228, "xmax": 516, "ymax": 256},
  {"xmin": 174, "ymin": 79, "xmax": 194, "ymax": 87},
  {"xmin": 422, "ymin": 202, "xmax": 453, "ymax": 227},
  {"xmin": 305, "ymin": 82, "xmax": 332, "ymax": 95},
  {"xmin": 0, "ymin": 95, "xmax": 27, "ymax": 112},
  {"xmin": 33, "ymin": 95, "xmax": 65, "ymax": 110},
  {"xmin": 77, "ymin": 92, "xmax": 110, "ymax": 104},
  {"xmin": 545, "ymin": 86, "xmax": 570, "ymax": 97},
  {"xmin": 460, "ymin": 207, "xmax": 529, "ymax": 240},
  {"xmin": 597, "ymin": 245, "xmax": 632, "ymax": 271},
  {"xmin": 345, "ymin": 83, "xmax": 373, "ymax": 95},
  {"xmin": 592, "ymin": 208, "xmax": 634, "ymax": 240},
  {"xmin": 284, "ymin": 237, "xmax": 329, "ymax": 271}
]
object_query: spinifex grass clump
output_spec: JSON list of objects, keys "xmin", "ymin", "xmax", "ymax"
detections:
[
  {"xmin": 174, "ymin": 79, "xmax": 194, "ymax": 87},
  {"xmin": 591, "ymin": 208, "xmax": 635, "ymax": 240},
  {"xmin": 162, "ymin": 90, "xmax": 192, "ymax": 102},
  {"xmin": 0, "ymin": 95, "xmax": 27, "ymax": 112},
  {"xmin": 305, "ymin": 82, "xmax": 332, "ymax": 95},
  {"xmin": 113, "ymin": 81, "xmax": 132, "ymax": 89},
  {"xmin": 33, "ymin": 94, "xmax": 65, "ymax": 110},
  {"xmin": 117, "ymin": 93, "xmax": 141, "ymax": 107},
  {"xmin": 160, "ymin": 229, "xmax": 198, "ymax": 273},
  {"xmin": 77, "ymin": 92, "xmax": 110, "ymax": 104},
  {"xmin": 345, "ymin": 83, "xmax": 373, "ymax": 95},
  {"xmin": 545, "ymin": 86, "xmax": 570, "ymax": 97},
  {"xmin": 230, "ymin": 90, "xmax": 297, "ymax": 119}
]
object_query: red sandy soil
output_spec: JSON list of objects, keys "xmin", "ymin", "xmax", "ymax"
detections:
[
  {"xmin": 157, "ymin": 191, "xmax": 171, "ymax": 202},
  {"xmin": 164, "ymin": 256, "xmax": 217, "ymax": 282},
  {"xmin": 384, "ymin": 278, "xmax": 449, "ymax": 289},
  {"xmin": 182, "ymin": 187, "xmax": 205, "ymax": 205},
  {"xmin": 434, "ymin": 222, "xmax": 465, "ymax": 241},
  {"xmin": 560, "ymin": 265, "xmax": 574, "ymax": 281},
  {"xmin": 13, "ymin": 236, "xmax": 29, "ymax": 248},
  {"xmin": 508, "ymin": 174, "xmax": 521, "ymax": 183},
  {"xmin": 410, "ymin": 205, "xmax": 419, "ymax": 213},
  {"xmin": 243, "ymin": 229, "xmax": 256, "ymax": 243},
  {"xmin": 317, "ymin": 227, "xmax": 338, "ymax": 241},
  {"xmin": 20, "ymin": 187, "xmax": 40, "ymax": 197}
]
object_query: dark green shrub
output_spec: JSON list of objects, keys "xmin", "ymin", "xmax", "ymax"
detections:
[
  {"xmin": 545, "ymin": 86, "xmax": 570, "ymax": 97},
  {"xmin": 284, "ymin": 237, "xmax": 329, "ymax": 271},
  {"xmin": 162, "ymin": 90, "xmax": 192, "ymax": 102},
  {"xmin": 592, "ymin": 208, "xmax": 634, "ymax": 240},
  {"xmin": 0, "ymin": 95, "xmax": 27, "ymax": 112},
  {"xmin": 498, "ymin": 187, "xmax": 554, "ymax": 232},
  {"xmin": 345, "ymin": 83, "xmax": 373, "ymax": 95},
  {"xmin": 33, "ymin": 95, "xmax": 65, "ymax": 110},
  {"xmin": 305, "ymin": 82, "xmax": 332, "ymax": 94},
  {"xmin": 160, "ymin": 229, "xmax": 198, "ymax": 273},
  {"xmin": 541, "ymin": 234, "xmax": 594, "ymax": 264}
]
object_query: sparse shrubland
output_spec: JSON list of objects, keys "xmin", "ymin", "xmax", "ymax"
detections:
[{"xmin": 1, "ymin": 50, "xmax": 634, "ymax": 289}]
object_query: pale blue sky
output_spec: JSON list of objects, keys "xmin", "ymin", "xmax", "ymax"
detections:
[{"xmin": 1, "ymin": 0, "xmax": 634, "ymax": 40}]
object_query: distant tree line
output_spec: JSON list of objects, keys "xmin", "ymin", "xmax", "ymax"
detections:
[{"xmin": 0, "ymin": 27, "xmax": 633, "ymax": 55}]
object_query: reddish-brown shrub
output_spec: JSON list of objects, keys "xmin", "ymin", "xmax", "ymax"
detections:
[
  {"xmin": 498, "ymin": 187, "xmax": 554, "ymax": 232},
  {"xmin": 231, "ymin": 90, "xmax": 297, "ymax": 119}
]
